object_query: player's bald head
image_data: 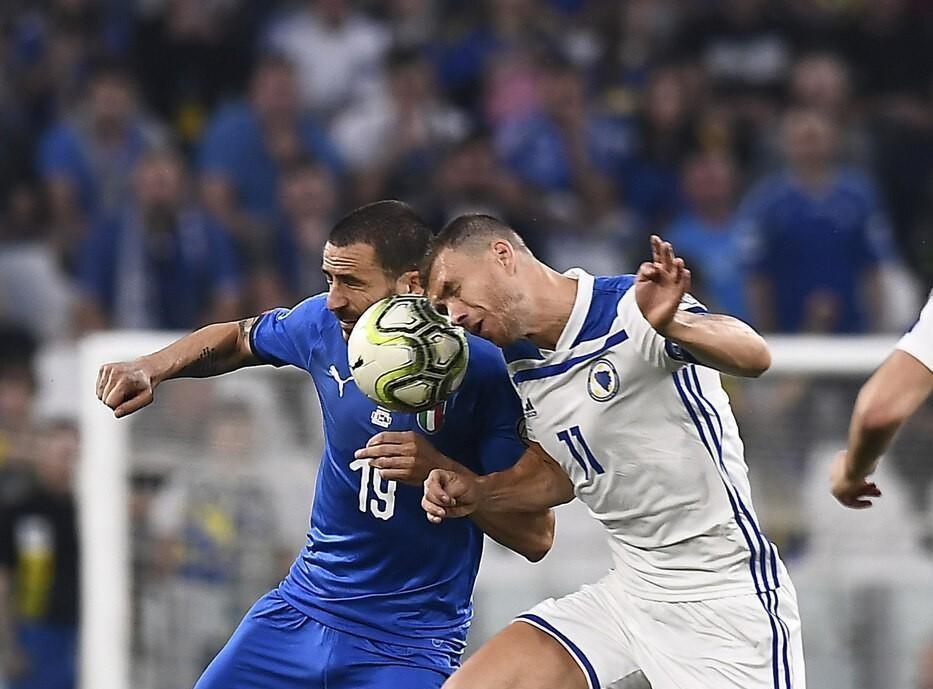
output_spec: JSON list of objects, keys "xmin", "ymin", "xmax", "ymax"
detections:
[{"xmin": 426, "ymin": 214, "xmax": 529, "ymax": 274}]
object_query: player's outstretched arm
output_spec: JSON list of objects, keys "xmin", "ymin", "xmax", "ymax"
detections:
[
  {"xmin": 422, "ymin": 443, "xmax": 574, "ymax": 520},
  {"xmin": 662, "ymin": 312, "xmax": 771, "ymax": 378},
  {"xmin": 831, "ymin": 349, "xmax": 933, "ymax": 508},
  {"xmin": 96, "ymin": 317, "xmax": 261, "ymax": 418},
  {"xmin": 636, "ymin": 235, "xmax": 771, "ymax": 378}
]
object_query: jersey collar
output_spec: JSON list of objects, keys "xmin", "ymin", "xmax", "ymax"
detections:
[{"xmin": 554, "ymin": 268, "xmax": 595, "ymax": 351}]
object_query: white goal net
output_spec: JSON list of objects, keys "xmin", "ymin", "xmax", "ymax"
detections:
[{"xmin": 77, "ymin": 332, "xmax": 933, "ymax": 689}]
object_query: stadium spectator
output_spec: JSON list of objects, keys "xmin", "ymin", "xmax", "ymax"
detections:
[
  {"xmin": 263, "ymin": 0, "xmax": 389, "ymax": 116},
  {"xmin": 678, "ymin": 0, "xmax": 793, "ymax": 118},
  {"xmin": 603, "ymin": 0, "xmax": 682, "ymax": 90},
  {"xmin": 437, "ymin": 0, "xmax": 551, "ymax": 115},
  {"xmin": 428, "ymin": 134, "xmax": 531, "ymax": 229},
  {"xmin": 250, "ymin": 157, "xmax": 339, "ymax": 312},
  {"xmin": 0, "ymin": 329, "xmax": 39, "ymax": 507},
  {"xmin": 384, "ymin": 0, "xmax": 439, "ymax": 49},
  {"xmin": 494, "ymin": 55, "xmax": 620, "ymax": 226},
  {"xmin": 663, "ymin": 150, "xmax": 749, "ymax": 319},
  {"xmin": 739, "ymin": 108, "xmax": 898, "ymax": 333},
  {"xmin": 76, "ymin": 148, "xmax": 241, "ymax": 332},
  {"xmin": 0, "ymin": 419, "xmax": 79, "ymax": 689},
  {"xmin": 198, "ymin": 54, "xmax": 343, "ymax": 254},
  {"xmin": 333, "ymin": 46, "xmax": 469, "ymax": 206},
  {"xmin": 786, "ymin": 52, "xmax": 869, "ymax": 165},
  {"xmin": 37, "ymin": 61, "xmax": 167, "ymax": 267},
  {"xmin": 841, "ymin": 0, "xmax": 933, "ymax": 110},
  {"xmin": 612, "ymin": 63, "xmax": 699, "ymax": 230},
  {"xmin": 132, "ymin": 0, "xmax": 261, "ymax": 149}
]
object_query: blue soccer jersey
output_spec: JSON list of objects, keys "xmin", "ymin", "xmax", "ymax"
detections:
[{"xmin": 248, "ymin": 294, "xmax": 525, "ymax": 659}]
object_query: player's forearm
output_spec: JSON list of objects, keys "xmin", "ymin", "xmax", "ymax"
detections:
[
  {"xmin": 145, "ymin": 318, "xmax": 260, "ymax": 383},
  {"xmin": 471, "ymin": 509, "xmax": 555, "ymax": 562},
  {"xmin": 845, "ymin": 351, "xmax": 933, "ymax": 479},
  {"xmin": 663, "ymin": 312, "xmax": 771, "ymax": 378},
  {"xmin": 476, "ymin": 447, "xmax": 575, "ymax": 513}
]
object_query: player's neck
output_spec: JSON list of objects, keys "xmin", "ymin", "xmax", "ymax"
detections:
[{"xmin": 522, "ymin": 264, "xmax": 578, "ymax": 350}]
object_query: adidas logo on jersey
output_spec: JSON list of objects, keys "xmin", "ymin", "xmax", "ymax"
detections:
[{"xmin": 523, "ymin": 397, "xmax": 538, "ymax": 419}]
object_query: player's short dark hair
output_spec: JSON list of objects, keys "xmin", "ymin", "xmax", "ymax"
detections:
[
  {"xmin": 427, "ymin": 214, "xmax": 529, "ymax": 274},
  {"xmin": 328, "ymin": 200, "xmax": 432, "ymax": 278}
]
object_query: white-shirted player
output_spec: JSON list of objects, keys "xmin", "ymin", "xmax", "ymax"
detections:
[
  {"xmin": 831, "ymin": 290, "xmax": 933, "ymax": 509},
  {"xmin": 420, "ymin": 214, "xmax": 806, "ymax": 689}
]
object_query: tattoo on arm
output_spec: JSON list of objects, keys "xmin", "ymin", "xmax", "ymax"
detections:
[{"xmin": 185, "ymin": 346, "xmax": 220, "ymax": 377}]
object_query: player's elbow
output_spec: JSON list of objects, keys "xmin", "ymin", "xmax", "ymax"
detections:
[
  {"xmin": 747, "ymin": 346, "xmax": 771, "ymax": 378},
  {"xmin": 740, "ymin": 337, "xmax": 771, "ymax": 378},
  {"xmin": 522, "ymin": 512, "xmax": 555, "ymax": 563},
  {"xmin": 854, "ymin": 395, "xmax": 904, "ymax": 439}
]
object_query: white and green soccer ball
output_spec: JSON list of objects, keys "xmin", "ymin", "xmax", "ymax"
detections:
[{"xmin": 347, "ymin": 295, "xmax": 469, "ymax": 412}]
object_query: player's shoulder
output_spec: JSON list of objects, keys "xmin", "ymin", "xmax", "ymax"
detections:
[
  {"xmin": 570, "ymin": 273, "xmax": 636, "ymax": 348},
  {"xmin": 465, "ymin": 333, "xmax": 509, "ymax": 372},
  {"xmin": 593, "ymin": 273, "xmax": 637, "ymax": 296},
  {"xmin": 264, "ymin": 293, "xmax": 331, "ymax": 328}
]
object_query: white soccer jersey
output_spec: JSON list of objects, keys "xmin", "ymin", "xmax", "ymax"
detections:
[
  {"xmin": 897, "ymin": 289, "xmax": 933, "ymax": 372},
  {"xmin": 504, "ymin": 269, "xmax": 787, "ymax": 602}
]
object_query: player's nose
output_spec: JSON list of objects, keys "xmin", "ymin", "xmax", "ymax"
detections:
[
  {"xmin": 447, "ymin": 302, "xmax": 469, "ymax": 326},
  {"xmin": 326, "ymin": 287, "xmax": 349, "ymax": 312}
]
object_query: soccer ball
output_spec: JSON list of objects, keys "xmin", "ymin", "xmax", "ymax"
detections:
[{"xmin": 347, "ymin": 295, "xmax": 469, "ymax": 412}]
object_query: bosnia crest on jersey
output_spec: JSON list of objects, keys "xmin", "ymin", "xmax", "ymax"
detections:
[
  {"xmin": 416, "ymin": 401, "xmax": 447, "ymax": 434},
  {"xmin": 587, "ymin": 358, "xmax": 619, "ymax": 402}
]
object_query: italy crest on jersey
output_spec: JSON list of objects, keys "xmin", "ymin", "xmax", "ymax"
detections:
[
  {"xmin": 587, "ymin": 358, "xmax": 619, "ymax": 402},
  {"xmin": 416, "ymin": 401, "xmax": 447, "ymax": 434}
]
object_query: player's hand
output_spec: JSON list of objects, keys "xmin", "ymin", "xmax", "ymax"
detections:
[
  {"xmin": 635, "ymin": 235, "xmax": 691, "ymax": 335},
  {"xmin": 829, "ymin": 450, "xmax": 882, "ymax": 509},
  {"xmin": 355, "ymin": 431, "xmax": 452, "ymax": 486},
  {"xmin": 96, "ymin": 359, "xmax": 157, "ymax": 418},
  {"xmin": 422, "ymin": 468, "xmax": 483, "ymax": 523}
]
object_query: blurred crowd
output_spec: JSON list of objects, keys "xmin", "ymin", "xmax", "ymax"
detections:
[
  {"xmin": 0, "ymin": 0, "xmax": 931, "ymax": 344},
  {"xmin": 2, "ymin": 1, "xmax": 933, "ymax": 687}
]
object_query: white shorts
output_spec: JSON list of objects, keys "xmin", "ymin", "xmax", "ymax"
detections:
[{"xmin": 514, "ymin": 571, "xmax": 805, "ymax": 689}]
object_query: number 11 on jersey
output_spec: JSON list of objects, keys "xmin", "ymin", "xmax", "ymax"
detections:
[{"xmin": 557, "ymin": 425, "xmax": 605, "ymax": 478}]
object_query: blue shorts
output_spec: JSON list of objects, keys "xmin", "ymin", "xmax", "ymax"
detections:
[{"xmin": 194, "ymin": 589, "xmax": 455, "ymax": 689}]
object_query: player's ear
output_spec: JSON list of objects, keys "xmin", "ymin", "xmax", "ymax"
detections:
[
  {"xmin": 491, "ymin": 240, "xmax": 515, "ymax": 273},
  {"xmin": 396, "ymin": 269, "xmax": 423, "ymax": 296}
]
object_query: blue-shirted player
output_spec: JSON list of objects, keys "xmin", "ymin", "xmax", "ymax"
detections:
[{"xmin": 95, "ymin": 201, "xmax": 554, "ymax": 689}]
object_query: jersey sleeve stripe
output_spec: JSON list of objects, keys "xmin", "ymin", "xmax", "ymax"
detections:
[
  {"xmin": 514, "ymin": 614, "xmax": 599, "ymax": 689},
  {"xmin": 512, "ymin": 330, "xmax": 628, "ymax": 384}
]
